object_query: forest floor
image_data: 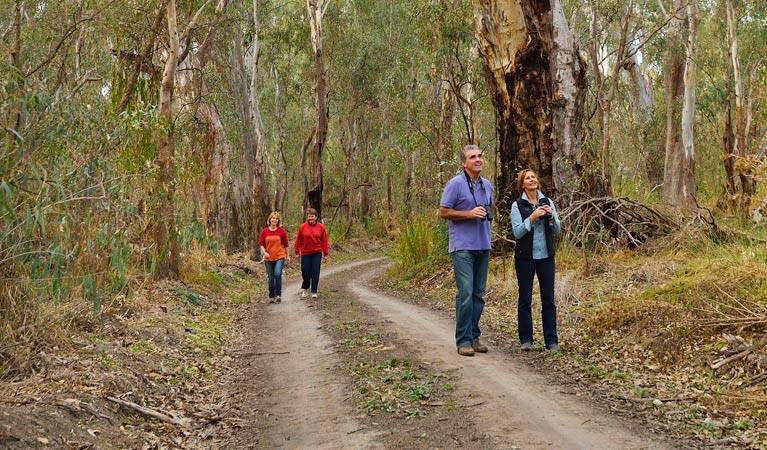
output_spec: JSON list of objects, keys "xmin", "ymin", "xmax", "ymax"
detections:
[{"xmin": 1, "ymin": 245, "xmax": 764, "ymax": 449}]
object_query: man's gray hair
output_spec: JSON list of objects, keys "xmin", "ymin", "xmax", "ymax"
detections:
[{"xmin": 460, "ymin": 144, "xmax": 481, "ymax": 162}]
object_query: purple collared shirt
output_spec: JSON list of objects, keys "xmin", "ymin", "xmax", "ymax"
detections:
[{"xmin": 440, "ymin": 172, "xmax": 492, "ymax": 253}]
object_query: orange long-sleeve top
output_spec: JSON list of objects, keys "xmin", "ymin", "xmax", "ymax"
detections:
[{"xmin": 258, "ymin": 227, "xmax": 289, "ymax": 261}]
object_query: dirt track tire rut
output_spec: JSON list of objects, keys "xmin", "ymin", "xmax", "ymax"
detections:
[{"xmin": 226, "ymin": 257, "xmax": 678, "ymax": 449}]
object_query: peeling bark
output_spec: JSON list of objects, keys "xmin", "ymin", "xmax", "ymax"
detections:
[
  {"xmin": 679, "ymin": 0, "xmax": 698, "ymax": 208},
  {"xmin": 471, "ymin": 0, "xmax": 588, "ymax": 229},
  {"xmin": 663, "ymin": 0, "xmax": 696, "ymax": 206}
]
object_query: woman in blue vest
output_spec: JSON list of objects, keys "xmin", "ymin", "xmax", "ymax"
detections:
[{"xmin": 510, "ymin": 169, "xmax": 562, "ymax": 351}]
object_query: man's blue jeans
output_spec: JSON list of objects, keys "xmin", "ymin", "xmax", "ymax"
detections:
[
  {"xmin": 264, "ymin": 258, "xmax": 285, "ymax": 298},
  {"xmin": 451, "ymin": 250, "xmax": 490, "ymax": 347},
  {"xmin": 300, "ymin": 252, "xmax": 323, "ymax": 293},
  {"xmin": 515, "ymin": 256, "xmax": 558, "ymax": 347}
]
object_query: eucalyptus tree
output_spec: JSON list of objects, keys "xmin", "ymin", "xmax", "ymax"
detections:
[
  {"xmin": 662, "ymin": 0, "xmax": 698, "ymax": 209},
  {"xmin": 324, "ymin": 0, "xmax": 476, "ymax": 227},
  {"xmin": 0, "ymin": 1, "xmax": 125, "ymax": 298},
  {"xmin": 147, "ymin": 0, "xmax": 240, "ymax": 278},
  {"xmin": 227, "ymin": 0, "xmax": 272, "ymax": 254},
  {"xmin": 324, "ymin": 0, "xmax": 390, "ymax": 230},
  {"xmin": 306, "ymin": 0, "xmax": 331, "ymax": 218},
  {"xmin": 153, "ymin": 0, "xmax": 182, "ymax": 279},
  {"xmin": 405, "ymin": 1, "xmax": 489, "ymax": 212},
  {"xmin": 585, "ymin": 0, "xmax": 638, "ymax": 196},
  {"xmin": 723, "ymin": 0, "xmax": 761, "ymax": 219},
  {"xmin": 244, "ymin": 0, "xmax": 319, "ymax": 225},
  {"xmin": 596, "ymin": 0, "xmax": 659, "ymax": 190},
  {"xmin": 471, "ymin": 0, "xmax": 589, "ymax": 232}
]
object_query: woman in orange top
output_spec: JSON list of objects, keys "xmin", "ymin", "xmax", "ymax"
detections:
[{"xmin": 258, "ymin": 212, "xmax": 291, "ymax": 303}]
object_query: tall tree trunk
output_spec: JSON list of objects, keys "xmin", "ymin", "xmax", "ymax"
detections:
[
  {"xmin": 175, "ymin": 0, "xmax": 230, "ymax": 246},
  {"xmin": 249, "ymin": 0, "xmax": 271, "ymax": 253},
  {"xmin": 360, "ymin": 119, "xmax": 371, "ymax": 228},
  {"xmin": 726, "ymin": 0, "xmax": 754, "ymax": 218},
  {"xmin": 623, "ymin": 36, "xmax": 658, "ymax": 187},
  {"xmin": 451, "ymin": 42, "xmax": 481, "ymax": 147},
  {"xmin": 198, "ymin": 103, "xmax": 231, "ymax": 237},
  {"xmin": 306, "ymin": 0, "xmax": 330, "ymax": 219},
  {"xmin": 339, "ymin": 118, "xmax": 356, "ymax": 228},
  {"xmin": 662, "ymin": 0, "xmax": 688, "ymax": 206},
  {"xmin": 403, "ymin": 58, "xmax": 416, "ymax": 216},
  {"xmin": 721, "ymin": 77, "xmax": 737, "ymax": 211},
  {"xmin": 589, "ymin": 0, "xmax": 633, "ymax": 197},
  {"xmin": 472, "ymin": 0, "xmax": 588, "ymax": 226},
  {"xmin": 679, "ymin": 0, "xmax": 699, "ymax": 208},
  {"xmin": 230, "ymin": 28, "xmax": 256, "ymax": 251},
  {"xmin": 153, "ymin": 0, "xmax": 181, "ymax": 279},
  {"xmin": 430, "ymin": 73, "xmax": 455, "ymax": 180},
  {"xmin": 624, "ymin": 39, "xmax": 654, "ymax": 124},
  {"xmin": 272, "ymin": 66, "xmax": 289, "ymax": 214}
]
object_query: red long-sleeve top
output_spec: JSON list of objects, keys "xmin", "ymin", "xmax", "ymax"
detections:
[{"xmin": 294, "ymin": 221, "xmax": 329, "ymax": 257}]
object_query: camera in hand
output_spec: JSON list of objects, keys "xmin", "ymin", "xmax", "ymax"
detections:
[
  {"xmin": 537, "ymin": 197, "xmax": 551, "ymax": 220},
  {"xmin": 482, "ymin": 205, "xmax": 493, "ymax": 221}
]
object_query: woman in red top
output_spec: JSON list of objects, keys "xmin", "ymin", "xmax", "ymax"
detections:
[
  {"xmin": 258, "ymin": 212, "xmax": 291, "ymax": 303},
  {"xmin": 293, "ymin": 208, "xmax": 329, "ymax": 299}
]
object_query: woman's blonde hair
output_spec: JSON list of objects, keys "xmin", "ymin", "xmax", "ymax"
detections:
[
  {"xmin": 267, "ymin": 211, "xmax": 281, "ymax": 225},
  {"xmin": 516, "ymin": 169, "xmax": 541, "ymax": 197}
]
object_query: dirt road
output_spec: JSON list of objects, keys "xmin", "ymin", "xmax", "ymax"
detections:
[{"xmin": 223, "ymin": 258, "xmax": 676, "ymax": 449}]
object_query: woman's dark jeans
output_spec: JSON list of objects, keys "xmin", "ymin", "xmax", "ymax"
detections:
[
  {"xmin": 264, "ymin": 258, "xmax": 285, "ymax": 298},
  {"xmin": 300, "ymin": 252, "xmax": 323, "ymax": 293},
  {"xmin": 515, "ymin": 256, "xmax": 558, "ymax": 347}
]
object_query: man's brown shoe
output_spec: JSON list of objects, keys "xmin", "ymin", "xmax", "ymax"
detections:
[
  {"xmin": 457, "ymin": 345, "xmax": 475, "ymax": 356},
  {"xmin": 472, "ymin": 340, "xmax": 488, "ymax": 353}
]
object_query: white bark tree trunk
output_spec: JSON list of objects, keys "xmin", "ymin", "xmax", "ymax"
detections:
[
  {"xmin": 625, "ymin": 40, "xmax": 654, "ymax": 124},
  {"xmin": 662, "ymin": 0, "xmax": 687, "ymax": 206},
  {"xmin": 679, "ymin": 0, "xmax": 698, "ymax": 208},
  {"xmin": 549, "ymin": 0, "xmax": 590, "ymax": 198},
  {"xmin": 153, "ymin": 0, "xmax": 181, "ymax": 279}
]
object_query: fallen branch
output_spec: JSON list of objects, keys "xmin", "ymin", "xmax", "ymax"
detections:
[
  {"xmin": 55, "ymin": 398, "xmax": 116, "ymax": 423},
  {"xmin": 460, "ymin": 401, "xmax": 484, "ymax": 408},
  {"xmin": 625, "ymin": 395, "xmax": 698, "ymax": 403},
  {"xmin": 711, "ymin": 334, "xmax": 767, "ymax": 370},
  {"xmin": 561, "ymin": 196, "xmax": 680, "ymax": 249},
  {"xmin": 107, "ymin": 396, "xmax": 191, "ymax": 427}
]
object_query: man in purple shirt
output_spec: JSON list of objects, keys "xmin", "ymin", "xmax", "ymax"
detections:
[{"xmin": 439, "ymin": 144, "xmax": 494, "ymax": 356}]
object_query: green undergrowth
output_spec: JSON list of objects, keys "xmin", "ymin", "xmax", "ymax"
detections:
[{"xmin": 390, "ymin": 214, "xmax": 450, "ymax": 281}]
